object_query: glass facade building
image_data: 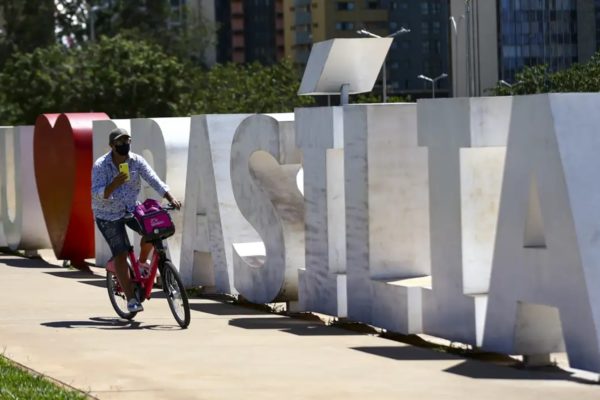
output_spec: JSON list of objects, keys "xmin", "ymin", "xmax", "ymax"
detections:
[
  {"xmin": 384, "ymin": 0, "xmax": 450, "ymax": 97},
  {"xmin": 498, "ymin": 0, "xmax": 579, "ymax": 82},
  {"xmin": 596, "ymin": 0, "xmax": 600, "ymax": 47}
]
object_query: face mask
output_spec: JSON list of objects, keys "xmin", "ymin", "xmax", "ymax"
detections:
[{"xmin": 115, "ymin": 143, "xmax": 130, "ymax": 156}]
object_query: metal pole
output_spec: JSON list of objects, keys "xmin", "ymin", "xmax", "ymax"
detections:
[
  {"xmin": 90, "ymin": 10, "xmax": 96, "ymax": 42},
  {"xmin": 432, "ymin": 81, "xmax": 436, "ymax": 99},
  {"xmin": 465, "ymin": 0, "xmax": 471, "ymax": 97},
  {"xmin": 382, "ymin": 62, "xmax": 387, "ymax": 102},
  {"xmin": 340, "ymin": 84, "xmax": 350, "ymax": 106}
]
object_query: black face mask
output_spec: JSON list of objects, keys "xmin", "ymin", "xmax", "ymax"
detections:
[{"xmin": 115, "ymin": 143, "xmax": 130, "ymax": 156}]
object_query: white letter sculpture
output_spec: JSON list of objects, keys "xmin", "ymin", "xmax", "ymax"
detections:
[
  {"xmin": 179, "ymin": 114, "xmax": 259, "ymax": 292},
  {"xmin": 417, "ymin": 96, "xmax": 511, "ymax": 345},
  {"xmin": 344, "ymin": 104, "xmax": 429, "ymax": 333},
  {"xmin": 231, "ymin": 114, "xmax": 304, "ymax": 303},
  {"xmin": 0, "ymin": 126, "xmax": 51, "ymax": 251},
  {"xmin": 296, "ymin": 107, "xmax": 347, "ymax": 316},
  {"xmin": 483, "ymin": 94, "xmax": 600, "ymax": 372}
]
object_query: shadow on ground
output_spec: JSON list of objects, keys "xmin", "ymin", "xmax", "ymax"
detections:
[
  {"xmin": 353, "ymin": 346, "xmax": 597, "ymax": 384},
  {"xmin": 5, "ymin": 251, "xmax": 599, "ymax": 384},
  {"xmin": 229, "ymin": 317, "xmax": 361, "ymax": 336},
  {"xmin": 0, "ymin": 255, "xmax": 52, "ymax": 269},
  {"xmin": 41, "ymin": 316, "xmax": 181, "ymax": 331},
  {"xmin": 46, "ymin": 270, "xmax": 97, "ymax": 279},
  {"xmin": 189, "ymin": 302, "xmax": 267, "ymax": 316}
]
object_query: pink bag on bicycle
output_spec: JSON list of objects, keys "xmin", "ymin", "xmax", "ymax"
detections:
[{"xmin": 133, "ymin": 199, "xmax": 175, "ymax": 240}]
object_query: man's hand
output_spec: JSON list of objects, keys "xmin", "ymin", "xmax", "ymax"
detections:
[
  {"xmin": 165, "ymin": 192, "xmax": 182, "ymax": 209},
  {"xmin": 104, "ymin": 172, "xmax": 128, "ymax": 199}
]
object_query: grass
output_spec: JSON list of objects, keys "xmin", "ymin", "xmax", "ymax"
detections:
[{"xmin": 0, "ymin": 355, "xmax": 89, "ymax": 400}]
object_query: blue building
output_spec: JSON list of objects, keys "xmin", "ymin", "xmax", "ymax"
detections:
[{"xmin": 383, "ymin": 0, "xmax": 450, "ymax": 99}]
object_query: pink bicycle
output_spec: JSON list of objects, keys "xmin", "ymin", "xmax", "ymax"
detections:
[{"xmin": 105, "ymin": 201, "xmax": 190, "ymax": 328}]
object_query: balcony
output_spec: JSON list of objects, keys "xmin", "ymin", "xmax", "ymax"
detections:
[
  {"xmin": 233, "ymin": 35, "xmax": 245, "ymax": 48},
  {"xmin": 232, "ymin": 18, "xmax": 244, "ymax": 31},
  {"xmin": 295, "ymin": 11, "xmax": 311, "ymax": 26},
  {"xmin": 295, "ymin": 31, "xmax": 312, "ymax": 45},
  {"xmin": 232, "ymin": 50, "xmax": 245, "ymax": 63},
  {"xmin": 231, "ymin": 1, "xmax": 243, "ymax": 15},
  {"xmin": 294, "ymin": 49, "xmax": 311, "ymax": 64}
]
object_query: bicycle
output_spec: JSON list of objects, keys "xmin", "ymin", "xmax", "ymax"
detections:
[{"xmin": 105, "ymin": 202, "xmax": 191, "ymax": 328}]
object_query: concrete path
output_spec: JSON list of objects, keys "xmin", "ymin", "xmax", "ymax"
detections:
[{"xmin": 0, "ymin": 252, "xmax": 598, "ymax": 399}]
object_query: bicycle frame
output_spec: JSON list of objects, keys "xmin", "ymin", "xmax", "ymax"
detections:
[{"xmin": 106, "ymin": 239, "xmax": 167, "ymax": 301}]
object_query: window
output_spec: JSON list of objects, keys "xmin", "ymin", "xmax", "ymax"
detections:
[
  {"xmin": 337, "ymin": 1, "xmax": 354, "ymax": 11},
  {"xmin": 422, "ymin": 41, "xmax": 430, "ymax": 54},
  {"xmin": 335, "ymin": 21, "xmax": 355, "ymax": 30}
]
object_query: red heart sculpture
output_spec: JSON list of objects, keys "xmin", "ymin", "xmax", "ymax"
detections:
[{"xmin": 34, "ymin": 113, "xmax": 109, "ymax": 269}]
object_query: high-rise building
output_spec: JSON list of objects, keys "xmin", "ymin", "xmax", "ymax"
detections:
[
  {"xmin": 283, "ymin": 0, "xmax": 450, "ymax": 99},
  {"xmin": 215, "ymin": 0, "xmax": 285, "ymax": 64},
  {"xmin": 283, "ymin": 0, "xmax": 389, "ymax": 65},
  {"xmin": 384, "ymin": 0, "xmax": 450, "ymax": 98},
  {"xmin": 450, "ymin": 0, "xmax": 600, "ymax": 97},
  {"xmin": 165, "ymin": 0, "xmax": 218, "ymax": 65}
]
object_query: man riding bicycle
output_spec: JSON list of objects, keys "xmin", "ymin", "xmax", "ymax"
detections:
[{"xmin": 91, "ymin": 127, "xmax": 181, "ymax": 313}]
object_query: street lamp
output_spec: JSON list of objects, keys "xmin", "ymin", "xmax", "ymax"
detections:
[
  {"xmin": 449, "ymin": 15, "xmax": 465, "ymax": 97},
  {"xmin": 499, "ymin": 80, "xmax": 512, "ymax": 88},
  {"xmin": 417, "ymin": 73, "xmax": 448, "ymax": 99},
  {"xmin": 89, "ymin": 5, "xmax": 107, "ymax": 42},
  {"xmin": 356, "ymin": 27, "xmax": 410, "ymax": 103}
]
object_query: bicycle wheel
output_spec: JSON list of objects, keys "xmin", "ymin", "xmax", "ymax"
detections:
[
  {"xmin": 106, "ymin": 271, "xmax": 137, "ymax": 320},
  {"xmin": 161, "ymin": 261, "xmax": 190, "ymax": 328}
]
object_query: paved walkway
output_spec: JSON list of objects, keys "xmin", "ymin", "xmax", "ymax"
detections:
[{"xmin": 0, "ymin": 252, "xmax": 599, "ymax": 399}]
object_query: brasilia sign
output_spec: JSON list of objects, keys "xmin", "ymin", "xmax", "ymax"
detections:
[{"xmin": 1, "ymin": 94, "xmax": 600, "ymax": 373}]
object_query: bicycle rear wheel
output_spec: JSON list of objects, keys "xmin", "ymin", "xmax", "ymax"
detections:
[
  {"xmin": 161, "ymin": 261, "xmax": 190, "ymax": 328},
  {"xmin": 106, "ymin": 271, "xmax": 137, "ymax": 320}
]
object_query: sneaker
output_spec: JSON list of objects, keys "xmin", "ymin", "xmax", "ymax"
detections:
[{"xmin": 127, "ymin": 298, "xmax": 144, "ymax": 313}]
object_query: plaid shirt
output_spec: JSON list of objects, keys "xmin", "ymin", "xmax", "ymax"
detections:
[{"xmin": 91, "ymin": 152, "xmax": 169, "ymax": 221}]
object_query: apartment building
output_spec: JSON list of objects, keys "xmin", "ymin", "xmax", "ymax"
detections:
[
  {"xmin": 284, "ymin": 0, "xmax": 450, "ymax": 99},
  {"xmin": 450, "ymin": 0, "xmax": 600, "ymax": 97},
  {"xmin": 215, "ymin": 0, "xmax": 285, "ymax": 64}
]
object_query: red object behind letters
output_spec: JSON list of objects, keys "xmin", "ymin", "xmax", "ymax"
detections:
[{"xmin": 34, "ymin": 113, "xmax": 109, "ymax": 269}]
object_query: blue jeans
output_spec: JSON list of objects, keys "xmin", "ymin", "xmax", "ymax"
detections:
[{"xmin": 95, "ymin": 217, "xmax": 143, "ymax": 257}]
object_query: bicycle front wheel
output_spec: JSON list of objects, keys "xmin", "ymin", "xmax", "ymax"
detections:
[
  {"xmin": 161, "ymin": 261, "xmax": 190, "ymax": 328},
  {"xmin": 106, "ymin": 271, "xmax": 137, "ymax": 320}
]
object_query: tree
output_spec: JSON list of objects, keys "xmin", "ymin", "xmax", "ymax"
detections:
[
  {"xmin": 190, "ymin": 59, "xmax": 315, "ymax": 114},
  {"xmin": 55, "ymin": 0, "xmax": 89, "ymax": 45},
  {"xmin": 0, "ymin": 0, "xmax": 55, "ymax": 65},
  {"xmin": 0, "ymin": 35, "xmax": 194, "ymax": 124},
  {"xmin": 0, "ymin": 37, "xmax": 314, "ymax": 125},
  {"xmin": 59, "ymin": 0, "xmax": 216, "ymax": 64},
  {"xmin": 490, "ymin": 52, "xmax": 600, "ymax": 96}
]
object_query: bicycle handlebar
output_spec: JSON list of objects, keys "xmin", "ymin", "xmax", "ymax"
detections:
[
  {"xmin": 163, "ymin": 203, "xmax": 180, "ymax": 211},
  {"xmin": 123, "ymin": 203, "xmax": 180, "ymax": 220}
]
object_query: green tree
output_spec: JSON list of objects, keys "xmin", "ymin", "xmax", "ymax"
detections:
[
  {"xmin": 0, "ymin": 0, "xmax": 55, "ymax": 65},
  {"xmin": 490, "ymin": 51, "xmax": 600, "ymax": 96},
  {"xmin": 71, "ymin": 0, "xmax": 216, "ymax": 64},
  {"xmin": 351, "ymin": 92, "xmax": 413, "ymax": 103},
  {"xmin": 0, "ymin": 45, "xmax": 78, "ymax": 123},
  {"xmin": 55, "ymin": 0, "xmax": 89, "ymax": 45},
  {"xmin": 0, "ymin": 35, "xmax": 194, "ymax": 124},
  {"xmin": 0, "ymin": 37, "xmax": 314, "ymax": 125},
  {"xmin": 191, "ymin": 59, "xmax": 315, "ymax": 114}
]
